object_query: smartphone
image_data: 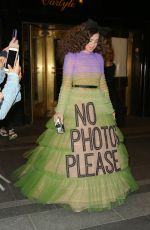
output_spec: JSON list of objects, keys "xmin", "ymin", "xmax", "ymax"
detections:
[
  {"xmin": 4, "ymin": 48, "xmax": 18, "ymax": 71},
  {"xmin": 12, "ymin": 29, "xmax": 17, "ymax": 39}
]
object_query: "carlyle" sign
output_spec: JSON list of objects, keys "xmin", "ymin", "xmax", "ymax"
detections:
[{"xmin": 41, "ymin": 0, "xmax": 80, "ymax": 11}]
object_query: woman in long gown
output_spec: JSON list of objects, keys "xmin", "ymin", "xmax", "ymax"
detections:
[{"xmin": 12, "ymin": 19, "xmax": 138, "ymax": 212}]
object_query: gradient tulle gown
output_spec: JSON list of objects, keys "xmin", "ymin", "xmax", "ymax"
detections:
[{"xmin": 12, "ymin": 51, "xmax": 138, "ymax": 212}]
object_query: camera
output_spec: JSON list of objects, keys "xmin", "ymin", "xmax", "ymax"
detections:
[{"xmin": 55, "ymin": 118, "xmax": 65, "ymax": 134}]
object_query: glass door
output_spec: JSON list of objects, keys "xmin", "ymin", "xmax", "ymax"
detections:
[{"xmin": 22, "ymin": 23, "xmax": 70, "ymax": 123}]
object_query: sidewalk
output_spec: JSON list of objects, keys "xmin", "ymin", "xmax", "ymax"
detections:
[{"xmin": 0, "ymin": 115, "xmax": 150, "ymax": 230}]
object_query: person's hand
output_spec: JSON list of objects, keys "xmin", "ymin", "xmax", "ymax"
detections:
[
  {"xmin": 9, "ymin": 37, "xmax": 19, "ymax": 49},
  {"xmin": 0, "ymin": 56, "xmax": 6, "ymax": 69},
  {"xmin": 3, "ymin": 37, "xmax": 19, "ymax": 52},
  {"xmin": 0, "ymin": 92, "xmax": 4, "ymax": 102},
  {"xmin": 8, "ymin": 59, "xmax": 22, "ymax": 80},
  {"xmin": 54, "ymin": 112, "xmax": 63, "ymax": 124},
  {"xmin": 112, "ymin": 111, "xmax": 116, "ymax": 120}
]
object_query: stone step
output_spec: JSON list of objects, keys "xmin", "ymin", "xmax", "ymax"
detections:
[{"xmin": 0, "ymin": 179, "xmax": 150, "ymax": 230}]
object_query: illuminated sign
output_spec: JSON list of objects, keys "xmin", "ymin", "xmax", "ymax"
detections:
[{"xmin": 41, "ymin": 0, "xmax": 83, "ymax": 11}]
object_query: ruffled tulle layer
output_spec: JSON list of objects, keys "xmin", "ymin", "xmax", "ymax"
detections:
[{"xmin": 13, "ymin": 166, "xmax": 138, "ymax": 212}]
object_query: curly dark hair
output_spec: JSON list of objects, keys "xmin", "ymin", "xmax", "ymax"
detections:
[{"xmin": 60, "ymin": 19, "xmax": 108, "ymax": 63}]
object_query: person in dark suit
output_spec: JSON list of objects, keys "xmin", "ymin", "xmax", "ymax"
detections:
[{"xmin": 104, "ymin": 37, "xmax": 124, "ymax": 127}]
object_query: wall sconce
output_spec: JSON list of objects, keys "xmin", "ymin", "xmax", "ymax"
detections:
[
  {"xmin": 78, "ymin": 0, "xmax": 83, "ymax": 4},
  {"xmin": 135, "ymin": 48, "xmax": 139, "ymax": 53}
]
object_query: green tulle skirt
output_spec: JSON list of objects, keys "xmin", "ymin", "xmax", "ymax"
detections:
[{"xmin": 12, "ymin": 88, "xmax": 138, "ymax": 212}]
